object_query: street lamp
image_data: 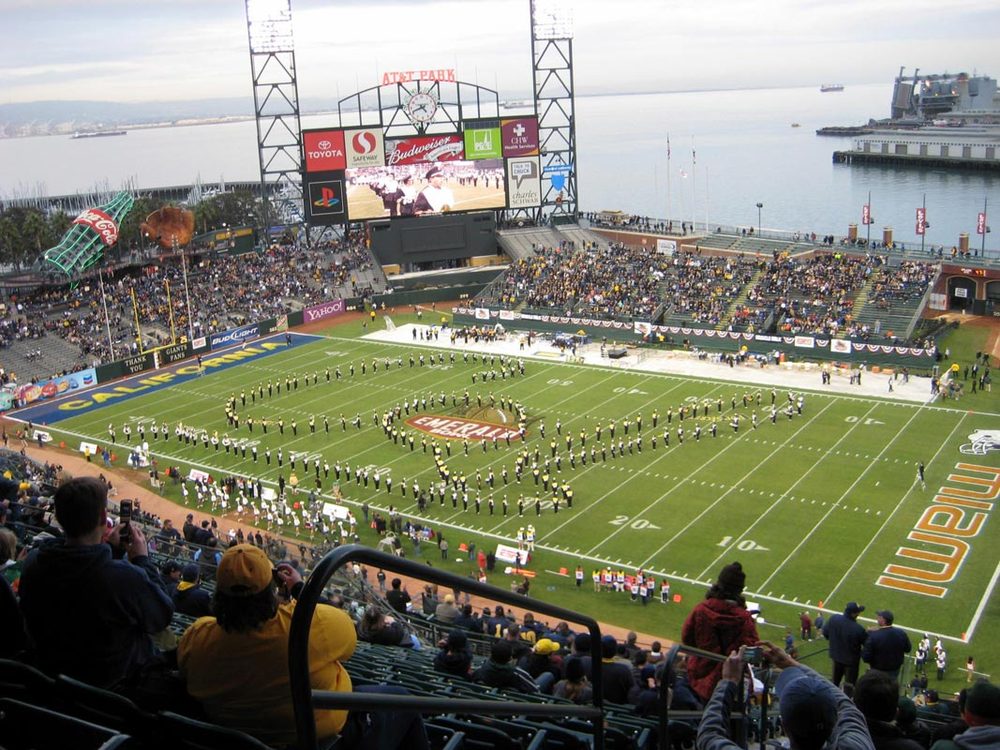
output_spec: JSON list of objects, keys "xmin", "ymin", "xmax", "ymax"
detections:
[{"xmin": 755, "ymin": 202, "xmax": 763, "ymax": 237}]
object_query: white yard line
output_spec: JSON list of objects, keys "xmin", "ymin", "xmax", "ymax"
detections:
[
  {"xmin": 756, "ymin": 404, "xmax": 928, "ymax": 592},
  {"xmin": 967, "ymin": 561, "xmax": 1000, "ymax": 641},
  {"xmin": 823, "ymin": 413, "xmax": 967, "ymax": 606},
  {"xmin": 695, "ymin": 401, "xmax": 882, "ymax": 580},
  {"xmin": 634, "ymin": 399, "xmax": 838, "ymax": 570},
  {"xmin": 537, "ymin": 382, "xmax": 730, "ymax": 546}
]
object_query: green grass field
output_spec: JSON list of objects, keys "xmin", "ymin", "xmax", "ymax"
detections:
[{"xmin": 28, "ymin": 313, "xmax": 1000, "ymax": 694}]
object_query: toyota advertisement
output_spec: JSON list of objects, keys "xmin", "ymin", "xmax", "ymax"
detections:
[
  {"xmin": 345, "ymin": 160, "xmax": 506, "ymax": 221},
  {"xmin": 302, "ymin": 129, "xmax": 347, "ymax": 172}
]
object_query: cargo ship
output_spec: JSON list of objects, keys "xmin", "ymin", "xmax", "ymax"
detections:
[
  {"xmin": 820, "ymin": 84, "xmax": 844, "ymax": 93},
  {"xmin": 71, "ymin": 130, "xmax": 127, "ymax": 139}
]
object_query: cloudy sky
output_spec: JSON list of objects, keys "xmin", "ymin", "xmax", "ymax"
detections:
[{"xmin": 2, "ymin": 0, "xmax": 999, "ymax": 104}]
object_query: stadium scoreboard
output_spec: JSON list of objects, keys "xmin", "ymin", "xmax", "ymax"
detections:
[{"xmin": 301, "ymin": 117, "xmax": 542, "ymax": 226}]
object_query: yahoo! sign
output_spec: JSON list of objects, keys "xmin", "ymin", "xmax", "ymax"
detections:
[
  {"xmin": 73, "ymin": 208, "xmax": 120, "ymax": 246},
  {"xmin": 304, "ymin": 299, "xmax": 346, "ymax": 323}
]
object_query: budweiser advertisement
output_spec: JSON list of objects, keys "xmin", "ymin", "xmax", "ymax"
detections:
[
  {"xmin": 345, "ymin": 160, "xmax": 506, "ymax": 221},
  {"xmin": 916, "ymin": 206, "xmax": 927, "ymax": 235},
  {"xmin": 500, "ymin": 117, "xmax": 539, "ymax": 157},
  {"xmin": 302, "ymin": 129, "xmax": 347, "ymax": 172},
  {"xmin": 385, "ymin": 134, "xmax": 464, "ymax": 166},
  {"xmin": 345, "ymin": 128, "xmax": 385, "ymax": 168},
  {"xmin": 73, "ymin": 208, "xmax": 120, "ymax": 246},
  {"xmin": 303, "ymin": 299, "xmax": 346, "ymax": 323}
]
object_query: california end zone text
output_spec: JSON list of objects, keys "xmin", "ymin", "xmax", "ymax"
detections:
[{"xmin": 34, "ymin": 341, "xmax": 293, "ymax": 416}]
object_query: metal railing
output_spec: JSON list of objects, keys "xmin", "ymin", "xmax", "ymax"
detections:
[{"xmin": 288, "ymin": 544, "xmax": 607, "ymax": 750}]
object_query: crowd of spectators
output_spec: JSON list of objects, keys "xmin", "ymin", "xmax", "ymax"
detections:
[
  {"xmin": 659, "ymin": 251, "xmax": 761, "ymax": 327},
  {"xmin": 482, "ymin": 242, "xmax": 669, "ymax": 320},
  {"xmin": 0, "ymin": 238, "xmax": 383, "ymax": 375},
  {"xmin": 868, "ymin": 260, "xmax": 938, "ymax": 312}
]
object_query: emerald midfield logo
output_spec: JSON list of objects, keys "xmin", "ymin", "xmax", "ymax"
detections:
[{"xmin": 406, "ymin": 414, "xmax": 521, "ymax": 442}]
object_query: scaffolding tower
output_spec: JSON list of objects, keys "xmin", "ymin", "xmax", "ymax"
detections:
[
  {"xmin": 530, "ymin": 0, "xmax": 578, "ymax": 223},
  {"xmin": 244, "ymin": 0, "xmax": 305, "ymax": 239}
]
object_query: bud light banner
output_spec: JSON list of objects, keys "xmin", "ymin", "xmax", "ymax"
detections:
[
  {"xmin": 386, "ymin": 135, "xmax": 464, "ymax": 166},
  {"xmin": 73, "ymin": 208, "xmax": 120, "ymax": 246},
  {"xmin": 14, "ymin": 367, "xmax": 97, "ymax": 405},
  {"xmin": 304, "ymin": 299, "xmax": 346, "ymax": 323},
  {"xmin": 210, "ymin": 323, "xmax": 261, "ymax": 349}
]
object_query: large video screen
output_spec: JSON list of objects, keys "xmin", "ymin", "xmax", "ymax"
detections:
[{"xmin": 345, "ymin": 160, "xmax": 506, "ymax": 221}]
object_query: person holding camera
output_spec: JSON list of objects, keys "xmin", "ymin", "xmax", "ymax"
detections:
[
  {"xmin": 696, "ymin": 642, "xmax": 875, "ymax": 750},
  {"xmin": 18, "ymin": 477, "xmax": 174, "ymax": 690}
]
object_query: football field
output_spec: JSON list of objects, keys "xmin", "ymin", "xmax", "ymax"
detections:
[{"xmin": 17, "ymin": 324, "xmax": 1000, "ymax": 677}]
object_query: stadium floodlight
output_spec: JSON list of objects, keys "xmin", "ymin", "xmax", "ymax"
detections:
[
  {"xmin": 531, "ymin": 0, "xmax": 573, "ymax": 40},
  {"xmin": 246, "ymin": 0, "xmax": 294, "ymax": 53}
]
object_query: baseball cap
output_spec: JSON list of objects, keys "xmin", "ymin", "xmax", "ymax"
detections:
[
  {"xmin": 216, "ymin": 544, "xmax": 274, "ymax": 596},
  {"xmin": 534, "ymin": 638, "xmax": 560, "ymax": 655},
  {"xmin": 775, "ymin": 667, "xmax": 838, "ymax": 747},
  {"xmin": 845, "ymin": 601, "xmax": 865, "ymax": 615},
  {"xmin": 181, "ymin": 563, "xmax": 200, "ymax": 583},
  {"xmin": 876, "ymin": 609, "xmax": 894, "ymax": 624},
  {"xmin": 425, "ymin": 165, "xmax": 443, "ymax": 179}
]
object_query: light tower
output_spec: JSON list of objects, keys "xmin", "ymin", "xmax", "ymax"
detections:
[
  {"xmin": 245, "ymin": 0, "xmax": 305, "ymax": 241},
  {"xmin": 530, "ymin": 0, "xmax": 578, "ymax": 223}
]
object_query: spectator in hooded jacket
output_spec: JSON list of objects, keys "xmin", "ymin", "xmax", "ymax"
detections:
[
  {"xmin": 472, "ymin": 640, "xmax": 538, "ymax": 693},
  {"xmin": 681, "ymin": 561, "xmax": 758, "ymax": 703},
  {"xmin": 433, "ymin": 630, "xmax": 473, "ymax": 678},
  {"xmin": 18, "ymin": 477, "xmax": 174, "ymax": 690},
  {"xmin": 172, "ymin": 564, "xmax": 212, "ymax": 618}
]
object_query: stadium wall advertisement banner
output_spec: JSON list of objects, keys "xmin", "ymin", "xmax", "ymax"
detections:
[
  {"xmin": 210, "ymin": 323, "xmax": 260, "ymax": 349},
  {"xmin": 191, "ymin": 336, "xmax": 209, "ymax": 354},
  {"xmin": 657, "ymin": 239, "xmax": 677, "ymax": 255},
  {"xmin": 501, "ymin": 118, "xmax": 539, "ymax": 157},
  {"xmin": 302, "ymin": 129, "xmax": 347, "ymax": 172},
  {"xmin": 304, "ymin": 299, "xmax": 346, "ymax": 323},
  {"xmin": 506, "ymin": 156, "xmax": 541, "ymax": 209},
  {"xmin": 451, "ymin": 307, "xmax": 936, "ymax": 364},
  {"xmin": 345, "ymin": 128, "xmax": 385, "ymax": 168},
  {"xmin": 464, "ymin": 126, "xmax": 502, "ymax": 160},
  {"xmin": 155, "ymin": 342, "xmax": 192, "ymax": 367},
  {"xmin": 96, "ymin": 353, "xmax": 156, "ymax": 384},
  {"xmin": 14, "ymin": 367, "xmax": 97, "ymax": 405},
  {"xmin": 386, "ymin": 135, "xmax": 464, "ymax": 166},
  {"xmin": 0, "ymin": 392, "xmax": 13, "ymax": 410},
  {"xmin": 259, "ymin": 316, "xmax": 287, "ymax": 335},
  {"xmin": 345, "ymin": 160, "xmax": 506, "ymax": 221}
]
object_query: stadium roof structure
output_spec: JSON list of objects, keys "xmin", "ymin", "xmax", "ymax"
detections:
[{"xmin": 42, "ymin": 191, "xmax": 134, "ymax": 278}]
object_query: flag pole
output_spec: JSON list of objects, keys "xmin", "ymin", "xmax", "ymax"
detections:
[{"xmin": 666, "ymin": 134, "xmax": 672, "ymax": 230}]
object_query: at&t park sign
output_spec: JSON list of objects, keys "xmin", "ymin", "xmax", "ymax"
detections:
[{"xmin": 381, "ymin": 68, "xmax": 456, "ymax": 85}]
